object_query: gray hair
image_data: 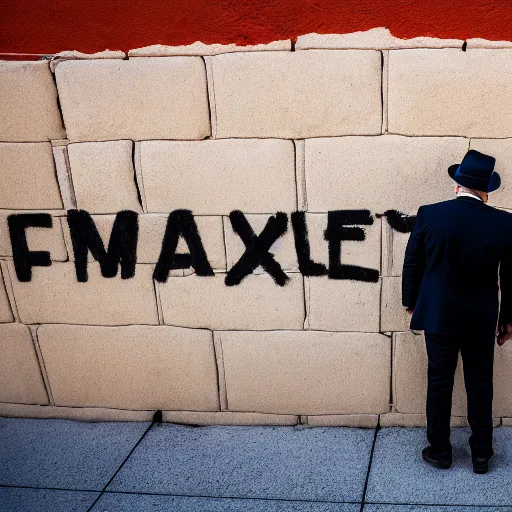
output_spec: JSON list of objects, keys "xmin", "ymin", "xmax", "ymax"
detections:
[{"xmin": 457, "ymin": 185, "xmax": 487, "ymax": 200}]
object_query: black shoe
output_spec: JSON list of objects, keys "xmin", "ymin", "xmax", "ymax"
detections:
[
  {"xmin": 472, "ymin": 455, "xmax": 491, "ymax": 474},
  {"xmin": 422, "ymin": 446, "xmax": 452, "ymax": 469}
]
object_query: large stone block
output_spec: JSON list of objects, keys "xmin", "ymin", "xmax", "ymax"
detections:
[
  {"xmin": 392, "ymin": 331, "xmax": 467, "ymax": 415},
  {"xmin": 381, "ymin": 217, "xmax": 410, "ymax": 276},
  {"xmin": 54, "ymin": 58, "xmax": 210, "ymax": 142},
  {"xmin": 0, "ymin": 324, "xmax": 48, "ymax": 404},
  {"xmin": 159, "ymin": 274, "xmax": 304, "ymax": 330},
  {"xmin": 141, "ymin": 139, "xmax": 296, "ymax": 214},
  {"xmin": 379, "ymin": 413, "xmax": 491, "ymax": 428},
  {"xmin": 37, "ymin": 324, "xmax": 219, "ymax": 411},
  {"xmin": 218, "ymin": 330, "xmax": 391, "ymax": 414},
  {"xmin": 306, "ymin": 213, "xmax": 381, "ymax": 271},
  {"xmin": 0, "ymin": 269, "xmax": 13, "ymax": 323},
  {"xmin": 0, "ymin": 210, "xmax": 68, "ymax": 261},
  {"xmin": 0, "ymin": 61, "xmax": 65, "ymax": 141},
  {"xmin": 394, "ymin": 330, "xmax": 512, "ymax": 418},
  {"xmin": 388, "ymin": 49, "xmax": 512, "ymax": 137},
  {"xmin": 162, "ymin": 411, "xmax": 298, "ymax": 426},
  {"xmin": 62, "ymin": 214, "xmax": 226, "ymax": 269},
  {"xmin": 67, "ymin": 141, "xmax": 142, "ymax": 214},
  {"xmin": 307, "ymin": 278, "xmax": 381, "ymax": 332},
  {"xmin": 224, "ymin": 214, "xmax": 298, "ymax": 273},
  {"xmin": 0, "ymin": 403, "xmax": 155, "ymax": 422},
  {"xmin": 211, "ymin": 50, "xmax": 382, "ymax": 138},
  {"xmin": 0, "ymin": 143, "xmax": 63, "ymax": 209},
  {"xmin": 469, "ymin": 139, "xmax": 512, "ymax": 210},
  {"xmin": 493, "ymin": 342, "xmax": 512, "ymax": 417},
  {"xmin": 306, "ymin": 414, "xmax": 379, "ymax": 428},
  {"xmin": 9, "ymin": 262, "xmax": 159, "ymax": 325},
  {"xmin": 232, "ymin": 212, "xmax": 383, "ymax": 276},
  {"xmin": 305, "ymin": 135, "xmax": 468, "ymax": 214},
  {"xmin": 380, "ymin": 276, "xmax": 411, "ymax": 332}
]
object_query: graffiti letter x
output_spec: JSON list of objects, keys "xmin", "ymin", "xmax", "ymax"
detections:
[{"xmin": 225, "ymin": 211, "xmax": 289, "ymax": 287}]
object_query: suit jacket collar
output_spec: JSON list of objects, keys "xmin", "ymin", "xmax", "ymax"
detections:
[{"xmin": 456, "ymin": 195, "xmax": 485, "ymax": 204}]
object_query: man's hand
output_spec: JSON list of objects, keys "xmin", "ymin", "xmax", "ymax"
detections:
[
  {"xmin": 497, "ymin": 323, "xmax": 512, "ymax": 346},
  {"xmin": 406, "ymin": 308, "xmax": 414, "ymax": 315}
]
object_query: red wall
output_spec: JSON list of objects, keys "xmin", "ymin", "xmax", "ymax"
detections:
[{"xmin": 1, "ymin": 0, "xmax": 511, "ymax": 55}]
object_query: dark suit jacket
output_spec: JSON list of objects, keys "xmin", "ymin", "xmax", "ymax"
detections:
[{"xmin": 402, "ymin": 195, "xmax": 512, "ymax": 336}]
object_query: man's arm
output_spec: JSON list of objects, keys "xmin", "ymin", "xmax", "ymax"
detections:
[{"xmin": 402, "ymin": 206, "xmax": 426, "ymax": 311}]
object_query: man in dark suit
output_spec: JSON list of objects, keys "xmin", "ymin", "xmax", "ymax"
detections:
[{"xmin": 402, "ymin": 149, "xmax": 512, "ymax": 474}]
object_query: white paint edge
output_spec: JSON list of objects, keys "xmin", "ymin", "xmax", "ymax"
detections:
[{"xmin": 128, "ymin": 40, "xmax": 292, "ymax": 57}]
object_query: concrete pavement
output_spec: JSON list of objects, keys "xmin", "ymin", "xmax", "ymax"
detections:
[{"xmin": 1, "ymin": 417, "xmax": 512, "ymax": 511}]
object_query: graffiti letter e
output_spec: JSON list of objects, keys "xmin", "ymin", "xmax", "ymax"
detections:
[{"xmin": 325, "ymin": 210, "xmax": 379, "ymax": 282}]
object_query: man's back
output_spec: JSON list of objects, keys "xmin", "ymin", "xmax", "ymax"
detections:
[{"xmin": 402, "ymin": 195, "xmax": 512, "ymax": 336}]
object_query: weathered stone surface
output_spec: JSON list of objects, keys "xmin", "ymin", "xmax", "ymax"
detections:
[
  {"xmin": 218, "ymin": 330, "xmax": 391, "ymax": 414},
  {"xmin": 306, "ymin": 414, "xmax": 379, "ymax": 428},
  {"xmin": 129, "ymin": 40, "xmax": 291, "ymax": 56},
  {"xmin": 388, "ymin": 49, "xmax": 512, "ymax": 137},
  {"xmin": 466, "ymin": 39, "xmax": 512, "ymax": 49},
  {"xmin": 224, "ymin": 214, "xmax": 298, "ymax": 273},
  {"xmin": 0, "ymin": 61, "xmax": 65, "ymax": 141},
  {"xmin": 393, "ymin": 331, "xmax": 512, "ymax": 418},
  {"xmin": 0, "ymin": 210, "xmax": 68, "ymax": 261},
  {"xmin": 55, "ymin": 58, "xmax": 210, "ymax": 142},
  {"xmin": 296, "ymin": 28, "xmax": 463, "ymax": 50},
  {"xmin": 49, "ymin": 50, "xmax": 126, "ymax": 71},
  {"xmin": 0, "ymin": 143, "xmax": 63, "ymax": 209},
  {"xmin": 62, "ymin": 214, "xmax": 226, "ymax": 269},
  {"xmin": 211, "ymin": 50, "xmax": 382, "ymax": 138},
  {"xmin": 381, "ymin": 218, "xmax": 410, "ymax": 276},
  {"xmin": 306, "ymin": 213, "xmax": 381, "ymax": 271},
  {"xmin": 469, "ymin": 139, "xmax": 512, "ymax": 210},
  {"xmin": 9, "ymin": 262, "xmax": 159, "ymax": 325},
  {"xmin": 392, "ymin": 331, "xmax": 467, "ymax": 415},
  {"xmin": 67, "ymin": 141, "xmax": 142, "ymax": 213},
  {"xmin": 141, "ymin": 139, "xmax": 296, "ymax": 214},
  {"xmin": 493, "ymin": 341, "xmax": 512, "ymax": 417},
  {"xmin": 0, "ymin": 403, "xmax": 154, "ymax": 422},
  {"xmin": 380, "ymin": 276, "xmax": 411, "ymax": 332},
  {"xmin": 159, "ymin": 274, "xmax": 304, "ymax": 330},
  {"xmin": 379, "ymin": 413, "xmax": 488, "ymax": 427},
  {"xmin": 0, "ymin": 261, "xmax": 17, "ymax": 322},
  {"xmin": 307, "ymin": 278, "xmax": 381, "ymax": 332},
  {"xmin": 52, "ymin": 145, "xmax": 77, "ymax": 210},
  {"xmin": 305, "ymin": 135, "xmax": 468, "ymax": 214},
  {"xmin": 37, "ymin": 324, "xmax": 219, "ymax": 411},
  {"xmin": 0, "ymin": 268, "xmax": 13, "ymax": 323},
  {"xmin": 0, "ymin": 324, "xmax": 48, "ymax": 404},
  {"xmin": 162, "ymin": 411, "xmax": 298, "ymax": 426}
]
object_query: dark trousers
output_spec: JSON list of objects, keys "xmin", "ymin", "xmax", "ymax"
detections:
[{"xmin": 424, "ymin": 331, "xmax": 495, "ymax": 460}]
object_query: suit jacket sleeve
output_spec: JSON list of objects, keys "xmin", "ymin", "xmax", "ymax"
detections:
[
  {"xmin": 499, "ymin": 228, "xmax": 512, "ymax": 327},
  {"xmin": 402, "ymin": 206, "xmax": 426, "ymax": 309}
]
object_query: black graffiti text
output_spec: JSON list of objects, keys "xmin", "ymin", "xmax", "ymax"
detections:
[{"xmin": 8, "ymin": 209, "xmax": 416, "ymax": 285}]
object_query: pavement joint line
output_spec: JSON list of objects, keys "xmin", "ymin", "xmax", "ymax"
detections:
[
  {"xmin": 364, "ymin": 501, "xmax": 512, "ymax": 508},
  {"xmin": 100, "ymin": 489, "xmax": 363, "ymax": 504},
  {"xmin": 4, "ymin": 481, "xmax": 512, "ymax": 509},
  {"xmin": 86, "ymin": 418, "xmax": 157, "ymax": 512},
  {"xmin": 0, "ymin": 484, "xmax": 100, "ymax": 493},
  {"xmin": 0, "ymin": 484, "xmax": 362, "ymax": 504},
  {"xmin": 5, "ymin": 484, "xmax": 512, "ymax": 509},
  {"xmin": 0, "ymin": 485, "xmax": 362, "ymax": 506},
  {"xmin": 360, "ymin": 424, "xmax": 380, "ymax": 512}
]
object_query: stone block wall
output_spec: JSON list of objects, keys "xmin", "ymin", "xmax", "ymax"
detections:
[{"xmin": 1, "ymin": 38, "xmax": 511, "ymax": 427}]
